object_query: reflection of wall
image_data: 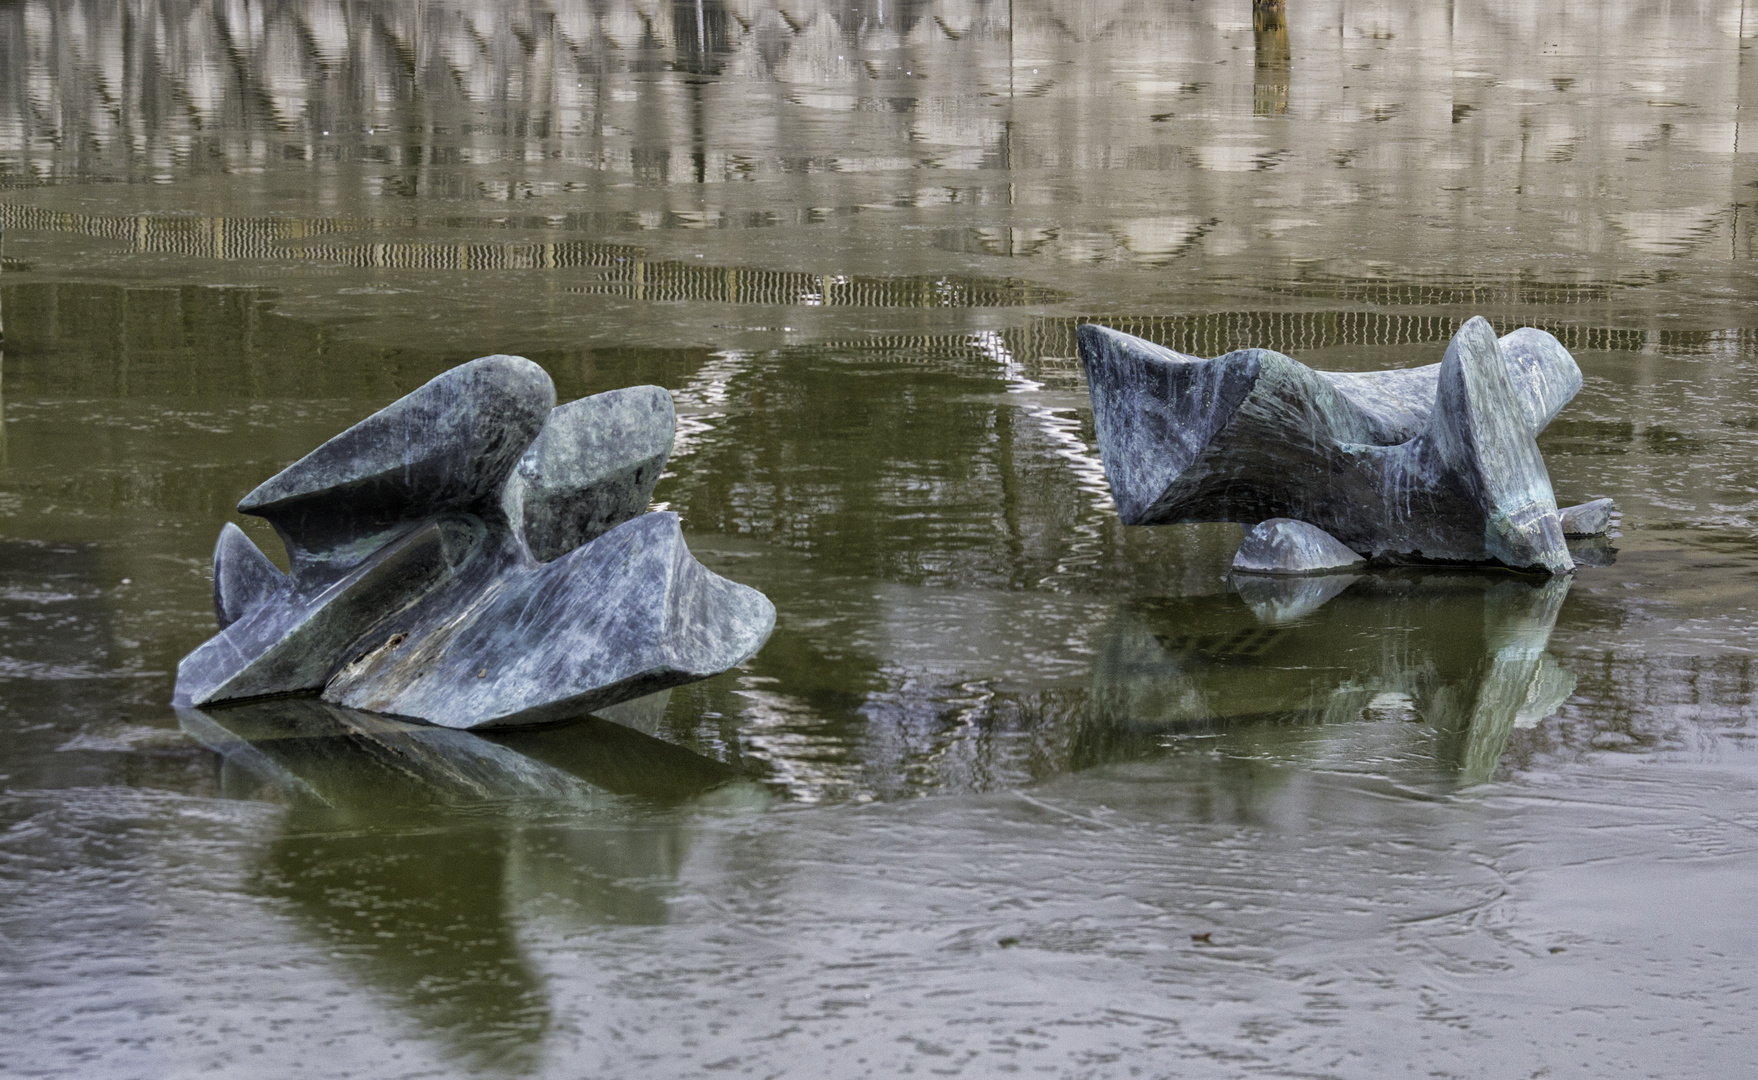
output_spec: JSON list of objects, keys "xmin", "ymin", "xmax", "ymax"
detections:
[
  {"xmin": 3, "ymin": 0, "xmax": 1753, "ymax": 265},
  {"xmin": 0, "ymin": 279, "xmax": 712, "ymax": 401}
]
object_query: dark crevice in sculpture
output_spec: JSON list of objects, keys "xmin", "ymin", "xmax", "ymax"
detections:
[
  {"xmin": 1079, "ymin": 316, "xmax": 1614, "ymax": 575},
  {"xmin": 175, "ymin": 355, "xmax": 776, "ymax": 730}
]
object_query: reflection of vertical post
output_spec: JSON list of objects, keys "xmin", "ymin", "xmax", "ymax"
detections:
[
  {"xmin": 1007, "ymin": 0, "xmax": 1016, "ymax": 215},
  {"xmin": 0, "ymin": 222, "xmax": 5, "ymax": 466},
  {"xmin": 1254, "ymin": 1, "xmax": 1290, "ymax": 117},
  {"xmin": 1738, "ymin": 0, "xmax": 1753, "ymax": 256}
]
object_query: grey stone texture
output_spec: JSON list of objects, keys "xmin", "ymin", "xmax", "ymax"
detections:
[
  {"xmin": 1078, "ymin": 317, "xmax": 1614, "ymax": 575},
  {"xmin": 174, "ymin": 355, "xmax": 775, "ymax": 729},
  {"xmin": 212, "ymin": 522, "xmax": 288, "ymax": 629},
  {"xmin": 1231, "ymin": 518, "xmax": 1367, "ymax": 576},
  {"xmin": 505, "ymin": 385, "xmax": 676, "ymax": 563},
  {"xmin": 1558, "ymin": 497, "xmax": 1617, "ymax": 537}
]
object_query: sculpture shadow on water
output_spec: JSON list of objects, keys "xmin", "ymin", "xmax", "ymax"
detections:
[{"xmin": 173, "ymin": 354, "xmax": 777, "ymax": 730}]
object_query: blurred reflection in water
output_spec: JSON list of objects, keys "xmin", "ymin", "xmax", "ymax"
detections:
[
  {"xmin": 177, "ymin": 698, "xmax": 756, "ymax": 1066},
  {"xmin": 1087, "ymin": 573, "xmax": 1575, "ymax": 785},
  {"xmin": 1252, "ymin": 3, "xmax": 1290, "ymax": 117}
]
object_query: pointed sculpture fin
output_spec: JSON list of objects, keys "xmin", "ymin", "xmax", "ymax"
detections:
[
  {"xmin": 1076, "ymin": 323, "xmax": 1260, "ymax": 524},
  {"xmin": 239, "ymin": 355, "xmax": 555, "ymax": 579},
  {"xmin": 213, "ymin": 523, "xmax": 288, "ymax": 630},
  {"xmin": 1422, "ymin": 317, "xmax": 1572, "ymax": 573}
]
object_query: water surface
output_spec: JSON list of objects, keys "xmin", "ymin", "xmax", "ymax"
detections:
[{"xmin": 2, "ymin": 2, "xmax": 1756, "ymax": 1076}]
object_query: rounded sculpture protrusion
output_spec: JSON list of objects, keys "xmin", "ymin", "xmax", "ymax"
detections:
[
  {"xmin": 212, "ymin": 522, "xmax": 288, "ymax": 629},
  {"xmin": 1231, "ymin": 518, "xmax": 1366, "ymax": 576},
  {"xmin": 505, "ymin": 385, "xmax": 676, "ymax": 563},
  {"xmin": 1558, "ymin": 498, "xmax": 1616, "ymax": 537}
]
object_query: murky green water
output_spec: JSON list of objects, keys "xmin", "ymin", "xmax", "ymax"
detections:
[{"xmin": 3, "ymin": 1, "xmax": 1757, "ymax": 1075}]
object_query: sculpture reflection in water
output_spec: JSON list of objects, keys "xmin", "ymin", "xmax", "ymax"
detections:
[
  {"xmin": 178, "ymin": 697, "xmax": 755, "ymax": 1067},
  {"xmin": 1083, "ymin": 570, "xmax": 1577, "ymax": 785}
]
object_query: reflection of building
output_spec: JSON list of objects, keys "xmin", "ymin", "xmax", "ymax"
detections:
[
  {"xmin": 0, "ymin": 0, "xmax": 1010, "ymax": 190},
  {"xmin": 3, "ymin": 0, "xmax": 1754, "ymax": 268}
]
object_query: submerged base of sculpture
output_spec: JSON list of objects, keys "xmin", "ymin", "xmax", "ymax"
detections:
[
  {"xmin": 1078, "ymin": 316, "xmax": 1617, "ymax": 575},
  {"xmin": 1230, "ymin": 508, "xmax": 1618, "ymax": 577},
  {"xmin": 174, "ymin": 355, "xmax": 776, "ymax": 730}
]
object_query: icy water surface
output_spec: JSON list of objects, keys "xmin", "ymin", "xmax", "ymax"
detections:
[{"xmin": 2, "ymin": 1, "xmax": 1757, "ymax": 1076}]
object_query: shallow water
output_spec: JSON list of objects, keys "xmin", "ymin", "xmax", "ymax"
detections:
[{"xmin": 2, "ymin": 1, "xmax": 1757, "ymax": 1076}]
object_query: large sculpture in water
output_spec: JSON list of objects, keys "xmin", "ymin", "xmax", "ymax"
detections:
[
  {"xmin": 1077, "ymin": 316, "xmax": 1614, "ymax": 575},
  {"xmin": 173, "ymin": 355, "xmax": 776, "ymax": 730}
]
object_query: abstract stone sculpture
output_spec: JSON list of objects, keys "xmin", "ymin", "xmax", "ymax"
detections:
[
  {"xmin": 174, "ymin": 355, "xmax": 776, "ymax": 730},
  {"xmin": 1078, "ymin": 316, "xmax": 1616, "ymax": 575}
]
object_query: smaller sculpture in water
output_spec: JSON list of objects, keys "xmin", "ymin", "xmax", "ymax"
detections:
[
  {"xmin": 1078, "ymin": 316, "xmax": 1615, "ymax": 575},
  {"xmin": 174, "ymin": 355, "xmax": 776, "ymax": 730}
]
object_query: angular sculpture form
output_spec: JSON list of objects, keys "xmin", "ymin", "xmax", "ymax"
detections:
[
  {"xmin": 178, "ymin": 696, "xmax": 743, "ymax": 808},
  {"xmin": 174, "ymin": 355, "xmax": 776, "ymax": 730},
  {"xmin": 1079, "ymin": 316, "xmax": 1616, "ymax": 575}
]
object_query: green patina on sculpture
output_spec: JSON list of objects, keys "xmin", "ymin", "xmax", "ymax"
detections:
[
  {"xmin": 175, "ymin": 355, "xmax": 776, "ymax": 730},
  {"xmin": 1078, "ymin": 316, "xmax": 1615, "ymax": 575}
]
